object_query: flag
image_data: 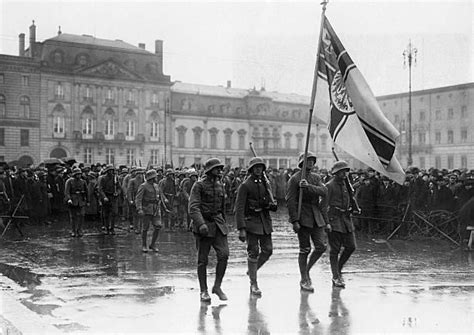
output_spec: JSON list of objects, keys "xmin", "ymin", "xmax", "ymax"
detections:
[{"xmin": 315, "ymin": 15, "xmax": 405, "ymax": 184}]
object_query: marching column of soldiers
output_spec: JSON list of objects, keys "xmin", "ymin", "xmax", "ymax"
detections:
[{"xmin": 1, "ymin": 154, "xmax": 473, "ymax": 301}]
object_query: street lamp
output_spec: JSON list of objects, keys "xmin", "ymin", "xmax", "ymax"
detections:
[{"xmin": 403, "ymin": 40, "xmax": 417, "ymax": 167}]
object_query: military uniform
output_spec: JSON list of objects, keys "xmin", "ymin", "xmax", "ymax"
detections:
[
  {"xmin": 189, "ymin": 158, "xmax": 229, "ymax": 302},
  {"xmin": 326, "ymin": 161, "xmax": 357, "ymax": 288},
  {"xmin": 98, "ymin": 166, "xmax": 121, "ymax": 234},
  {"xmin": 127, "ymin": 169, "xmax": 145, "ymax": 233},
  {"xmin": 286, "ymin": 152, "xmax": 328, "ymax": 291},
  {"xmin": 159, "ymin": 171, "xmax": 177, "ymax": 230},
  {"xmin": 64, "ymin": 169, "xmax": 89, "ymax": 237},
  {"xmin": 135, "ymin": 169, "xmax": 161, "ymax": 252}
]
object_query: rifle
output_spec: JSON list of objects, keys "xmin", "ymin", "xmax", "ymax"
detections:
[
  {"xmin": 249, "ymin": 142, "xmax": 277, "ymax": 206},
  {"xmin": 331, "ymin": 147, "xmax": 361, "ymax": 213}
]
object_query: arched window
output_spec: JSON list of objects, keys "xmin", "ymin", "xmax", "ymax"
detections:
[
  {"xmin": 125, "ymin": 109, "xmax": 136, "ymax": 140},
  {"xmin": 0, "ymin": 94, "xmax": 5, "ymax": 118},
  {"xmin": 309, "ymin": 133, "xmax": 316, "ymax": 152},
  {"xmin": 284, "ymin": 132, "xmax": 292, "ymax": 149},
  {"xmin": 237, "ymin": 129, "xmax": 247, "ymax": 150},
  {"xmin": 296, "ymin": 133, "xmax": 304, "ymax": 152},
  {"xmin": 104, "ymin": 108, "xmax": 115, "ymax": 139},
  {"xmin": 149, "ymin": 111, "xmax": 160, "ymax": 140},
  {"xmin": 20, "ymin": 95, "xmax": 30, "ymax": 118},
  {"xmin": 55, "ymin": 82, "xmax": 64, "ymax": 100},
  {"xmin": 52, "ymin": 103, "xmax": 65, "ymax": 138},
  {"xmin": 81, "ymin": 106, "xmax": 94, "ymax": 139}
]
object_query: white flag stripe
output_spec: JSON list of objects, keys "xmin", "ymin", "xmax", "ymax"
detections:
[{"xmin": 360, "ymin": 121, "xmax": 396, "ymax": 148}]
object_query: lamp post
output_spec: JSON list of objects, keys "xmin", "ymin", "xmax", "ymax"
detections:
[{"xmin": 403, "ymin": 40, "xmax": 417, "ymax": 167}]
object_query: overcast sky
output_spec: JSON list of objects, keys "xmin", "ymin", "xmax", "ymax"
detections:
[{"xmin": 0, "ymin": 0, "xmax": 472, "ymax": 97}]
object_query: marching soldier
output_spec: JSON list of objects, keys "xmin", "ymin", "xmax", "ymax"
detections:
[
  {"xmin": 189, "ymin": 158, "xmax": 229, "ymax": 302},
  {"xmin": 135, "ymin": 169, "xmax": 162, "ymax": 253},
  {"xmin": 127, "ymin": 167, "xmax": 145, "ymax": 234},
  {"xmin": 98, "ymin": 165, "xmax": 121, "ymax": 235},
  {"xmin": 64, "ymin": 167, "xmax": 89, "ymax": 237},
  {"xmin": 325, "ymin": 161, "xmax": 357, "ymax": 288},
  {"xmin": 286, "ymin": 152, "xmax": 328, "ymax": 292},
  {"xmin": 159, "ymin": 169, "xmax": 177, "ymax": 230},
  {"xmin": 235, "ymin": 157, "xmax": 277, "ymax": 296}
]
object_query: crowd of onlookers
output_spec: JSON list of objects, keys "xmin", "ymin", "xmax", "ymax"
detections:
[{"xmin": 0, "ymin": 160, "xmax": 473, "ymax": 236}]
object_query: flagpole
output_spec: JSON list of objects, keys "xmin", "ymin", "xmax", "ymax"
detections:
[{"xmin": 297, "ymin": 0, "xmax": 328, "ymax": 221}]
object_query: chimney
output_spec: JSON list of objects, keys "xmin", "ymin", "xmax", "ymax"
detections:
[
  {"xmin": 138, "ymin": 43, "xmax": 145, "ymax": 50},
  {"xmin": 29, "ymin": 20, "xmax": 36, "ymax": 57},
  {"xmin": 226, "ymin": 80, "xmax": 231, "ymax": 89},
  {"xmin": 155, "ymin": 39, "xmax": 163, "ymax": 74},
  {"xmin": 19, "ymin": 33, "xmax": 25, "ymax": 57}
]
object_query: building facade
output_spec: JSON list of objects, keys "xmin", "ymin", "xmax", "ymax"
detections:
[
  {"xmin": 378, "ymin": 82, "xmax": 474, "ymax": 170},
  {"xmin": 171, "ymin": 82, "xmax": 335, "ymax": 169}
]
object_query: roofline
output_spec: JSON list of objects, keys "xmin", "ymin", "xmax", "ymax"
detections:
[
  {"xmin": 377, "ymin": 82, "xmax": 474, "ymax": 100},
  {"xmin": 42, "ymin": 38, "xmax": 153, "ymax": 55}
]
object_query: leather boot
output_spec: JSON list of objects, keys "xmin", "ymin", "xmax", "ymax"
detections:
[
  {"xmin": 76, "ymin": 216, "xmax": 83, "ymax": 237},
  {"xmin": 248, "ymin": 259, "xmax": 262, "ymax": 296},
  {"xmin": 212, "ymin": 260, "xmax": 228, "ymax": 300},
  {"xmin": 197, "ymin": 264, "xmax": 207, "ymax": 293},
  {"xmin": 141, "ymin": 230, "xmax": 148, "ymax": 252},
  {"xmin": 149, "ymin": 229, "xmax": 160, "ymax": 252}
]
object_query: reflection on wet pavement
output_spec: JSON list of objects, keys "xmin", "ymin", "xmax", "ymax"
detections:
[{"xmin": 0, "ymin": 208, "xmax": 472, "ymax": 333}]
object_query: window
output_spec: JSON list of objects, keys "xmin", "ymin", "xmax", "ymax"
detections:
[
  {"xmin": 419, "ymin": 111, "xmax": 425, "ymax": 121},
  {"xmin": 461, "ymin": 156, "xmax": 467, "ymax": 169},
  {"xmin": 435, "ymin": 131, "xmax": 441, "ymax": 144},
  {"xmin": 193, "ymin": 127, "xmax": 202, "ymax": 148},
  {"xmin": 151, "ymin": 122, "xmax": 159, "ymax": 139},
  {"xmin": 208, "ymin": 128, "xmax": 218, "ymax": 149},
  {"xmin": 194, "ymin": 157, "xmax": 201, "ymax": 167},
  {"xmin": 0, "ymin": 128, "xmax": 4, "ymax": 146},
  {"xmin": 447, "ymin": 108, "xmax": 454, "ymax": 120},
  {"xmin": 53, "ymin": 115, "xmax": 65, "ymax": 136},
  {"xmin": 150, "ymin": 149, "xmax": 159, "ymax": 165},
  {"xmin": 104, "ymin": 109, "xmax": 115, "ymax": 139},
  {"xmin": 224, "ymin": 129, "xmax": 233, "ymax": 150},
  {"xmin": 178, "ymin": 131, "xmax": 185, "ymax": 148},
  {"xmin": 178, "ymin": 157, "xmax": 185, "ymax": 167},
  {"xmin": 151, "ymin": 93, "xmax": 159, "ymax": 106},
  {"xmin": 84, "ymin": 86, "xmax": 92, "ymax": 101},
  {"xmin": 435, "ymin": 156, "xmax": 441, "ymax": 169},
  {"xmin": 285, "ymin": 136, "xmax": 291, "ymax": 149},
  {"xmin": 127, "ymin": 90, "xmax": 135, "ymax": 104},
  {"xmin": 238, "ymin": 130, "xmax": 246, "ymax": 150},
  {"xmin": 447, "ymin": 155, "xmax": 454, "ymax": 169},
  {"xmin": 419, "ymin": 157, "xmax": 425, "ymax": 169},
  {"xmin": 461, "ymin": 106, "xmax": 467, "ymax": 119},
  {"xmin": 418, "ymin": 132, "xmax": 426, "ymax": 144},
  {"xmin": 84, "ymin": 147, "xmax": 92, "ymax": 164},
  {"xmin": 126, "ymin": 120, "xmax": 135, "ymax": 138},
  {"xmin": 0, "ymin": 94, "xmax": 5, "ymax": 117},
  {"xmin": 447, "ymin": 130, "xmax": 453, "ymax": 144},
  {"xmin": 20, "ymin": 129, "xmax": 29, "ymax": 146},
  {"xmin": 22, "ymin": 75, "xmax": 29, "ymax": 87},
  {"xmin": 435, "ymin": 110, "xmax": 441, "ymax": 120},
  {"xmin": 105, "ymin": 120, "xmax": 114, "ymax": 137},
  {"xmin": 461, "ymin": 129, "xmax": 468, "ymax": 142},
  {"xmin": 83, "ymin": 117, "xmax": 93, "ymax": 136},
  {"xmin": 106, "ymin": 88, "xmax": 114, "ymax": 102},
  {"xmin": 56, "ymin": 83, "xmax": 64, "ymax": 100},
  {"xmin": 296, "ymin": 134, "xmax": 303, "ymax": 152},
  {"xmin": 126, "ymin": 149, "xmax": 135, "ymax": 165},
  {"xmin": 309, "ymin": 134, "xmax": 315, "ymax": 152},
  {"xmin": 20, "ymin": 96, "xmax": 30, "ymax": 118},
  {"xmin": 105, "ymin": 148, "xmax": 115, "ymax": 165}
]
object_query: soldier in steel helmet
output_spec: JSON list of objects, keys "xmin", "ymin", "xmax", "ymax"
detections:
[
  {"xmin": 235, "ymin": 156, "xmax": 277, "ymax": 296},
  {"xmin": 286, "ymin": 151, "xmax": 329, "ymax": 292},
  {"xmin": 64, "ymin": 167, "xmax": 89, "ymax": 237},
  {"xmin": 98, "ymin": 165, "xmax": 122, "ymax": 235},
  {"xmin": 189, "ymin": 158, "xmax": 229, "ymax": 303},
  {"xmin": 325, "ymin": 160, "xmax": 358, "ymax": 288},
  {"xmin": 135, "ymin": 169, "xmax": 162, "ymax": 253}
]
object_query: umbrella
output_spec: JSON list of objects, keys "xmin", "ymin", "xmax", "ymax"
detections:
[{"xmin": 43, "ymin": 158, "xmax": 64, "ymax": 165}]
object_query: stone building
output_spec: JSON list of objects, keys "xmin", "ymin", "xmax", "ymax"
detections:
[
  {"xmin": 378, "ymin": 82, "xmax": 474, "ymax": 170},
  {"xmin": 1, "ymin": 21, "xmax": 172, "ymax": 167},
  {"xmin": 170, "ymin": 82, "xmax": 335, "ymax": 169}
]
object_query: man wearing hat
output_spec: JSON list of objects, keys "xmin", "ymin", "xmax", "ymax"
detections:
[
  {"xmin": 235, "ymin": 157, "xmax": 277, "ymax": 296},
  {"xmin": 325, "ymin": 161, "xmax": 357, "ymax": 288},
  {"xmin": 127, "ymin": 167, "xmax": 145, "ymax": 234},
  {"xmin": 158, "ymin": 168, "xmax": 177, "ymax": 231},
  {"xmin": 98, "ymin": 165, "xmax": 121, "ymax": 234},
  {"xmin": 286, "ymin": 151, "xmax": 328, "ymax": 292},
  {"xmin": 64, "ymin": 167, "xmax": 89, "ymax": 237},
  {"xmin": 189, "ymin": 158, "xmax": 229, "ymax": 302},
  {"xmin": 135, "ymin": 169, "xmax": 162, "ymax": 252}
]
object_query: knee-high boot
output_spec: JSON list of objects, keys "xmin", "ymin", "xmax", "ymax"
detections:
[
  {"xmin": 298, "ymin": 253, "xmax": 309, "ymax": 282},
  {"xmin": 212, "ymin": 260, "xmax": 228, "ymax": 300},
  {"xmin": 197, "ymin": 264, "xmax": 207, "ymax": 292},
  {"xmin": 248, "ymin": 258, "xmax": 261, "ymax": 296},
  {"xmin": 149, "ymin": 228, "xmax": 160, "ymax": 250}
]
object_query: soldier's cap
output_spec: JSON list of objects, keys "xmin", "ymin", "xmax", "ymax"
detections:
[
  {"xmin": 187, "ymin": 168, "xmax": 198, "ymax": 177},
  {"xmin": 130, "ymin": 166, "xmax": 138, "ymax": 174},
  {"xmin": 165, "ymin": 168, "xmax": 175, "ymax": 176},
  {"xmin": 203, "ymin": 158, "xmax": 224, "ymax": 174},
  {"xmin": 248, "ymin": 157, "xmax": 266, "ymax": 172},
  {"xmin": 136, "ymin": 167, "xmax": 145, "ymax": 174},
  {"xmin": 331, "ymin": 160, "xmax": 350, "ymax": 175},
  {"xmin": 88, "ymin": 171, "xmax": 98, "ymax": 178},
  {"xmin": 104, "ymin": 165, "xmax": 115, "ymax": 173},
  {"xmin": 72, "ymin": 167, "xmax": 82, "ymax": 176},
  {"xmin": 145, "ymin": 169, "xmax": 157, "ymax": 181},
  {"xmin": 297, "ymin": 151, "xmax": 317, "ymax": 168}
]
